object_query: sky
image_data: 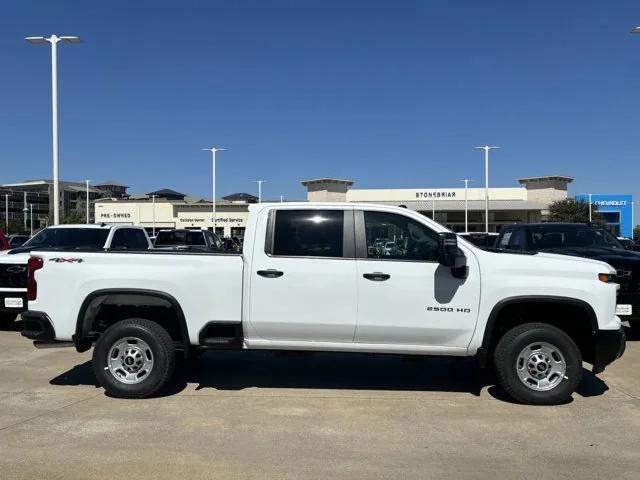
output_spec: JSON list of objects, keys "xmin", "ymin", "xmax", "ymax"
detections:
[{"xmin": 1, "ymin": 1, "xmax": 640, "ymax": 216}]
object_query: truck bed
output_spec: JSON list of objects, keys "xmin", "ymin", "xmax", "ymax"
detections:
[{"xmin": 28, "ymin": 250, "xmax": 244, "ymax": 344}]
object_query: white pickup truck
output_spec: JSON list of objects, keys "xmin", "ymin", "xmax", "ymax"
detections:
[
  {"xmin": 21, "ymin": 203, "xmax": 625, "ymax": 404},
  {"xmin": 0, "ymin": 224, "xmax": 152, "ymax": 325}
]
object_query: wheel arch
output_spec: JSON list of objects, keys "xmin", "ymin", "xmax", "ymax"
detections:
[
  {"xmin": 73, "ymin": 288, "xmax": 190, "ymax": 353},
  {"xmin": 477, "ymin": 295, "xmax": 598, "ymax": 368}
]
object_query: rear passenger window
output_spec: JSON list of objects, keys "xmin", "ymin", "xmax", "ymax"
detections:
[
  {"xmin": 272, "ymin": 210, "xmax": 343, "ymax": 257},
  {"xmin": 110, "ymin": 229, "xmax": 149, "ymax": 250}
]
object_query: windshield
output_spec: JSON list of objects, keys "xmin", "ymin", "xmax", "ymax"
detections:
[
  {"xmin": 154, "ymin": 230, "xmax": 206, "ymax": 246},
  {"xmin": 530, "ymin": 226, "xmax": 624, "ymax": 250},
  {"xmin": 20, "ymin": 228, "xmax": 110, "ymax": 250}
]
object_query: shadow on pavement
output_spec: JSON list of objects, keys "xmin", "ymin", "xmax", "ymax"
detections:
[
  {"xmin": 48, "ymin": 350, "xmax": 610, "ymax": 402},
  {"xmin": 0, "ymin": 319, "xmax": 23, "ymax": 332}
]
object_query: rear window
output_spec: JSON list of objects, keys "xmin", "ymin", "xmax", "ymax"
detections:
[
  {"xmin": 272, "ymin": 210, "xmax": 344, "ymax": 257},
  {"xmin": 154, "ymin": 230, "xmax": 206, "ymax": 246},
  {"xmin": 21, "ymin": 228, "xmax": 110, "ymax": 250},
  {"xmin": 109, "ymin": 229, "xmax": 149, "ymax": 250}
]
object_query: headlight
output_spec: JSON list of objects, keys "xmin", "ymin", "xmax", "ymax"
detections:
[{"xmin": 598, "ymin": 273, "xmax": 616, "ymax": 283}]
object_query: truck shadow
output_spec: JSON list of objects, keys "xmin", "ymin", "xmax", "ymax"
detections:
[{"xmin": 49, "ymin": 350, "xmax": 609, "ymax": 403}]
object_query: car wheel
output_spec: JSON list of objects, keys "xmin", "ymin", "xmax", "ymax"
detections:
[
  {"xmin": 92, "ymin": 318, "xmax": 175, "ymax": 399},
  {"xmin": 494, "ymin": 322, "xmax": 582, "ymax": 405}
]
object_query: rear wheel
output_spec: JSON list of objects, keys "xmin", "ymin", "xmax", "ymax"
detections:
[
  {"xmin": 92, "ymin": 318, "xmax": 175, "ymax": 399},
  {"xmin": 494, "ymin": 322, "xmax": 582, "ymax": 405}
]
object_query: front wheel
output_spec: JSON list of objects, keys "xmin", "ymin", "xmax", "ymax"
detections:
[
  {"xmin": 494, "ymin": 322, "xmax": 583, "ymax": 405},
  {"xmin": 92, "ymin": 318, "xmax": 176, "ymax": 399}
]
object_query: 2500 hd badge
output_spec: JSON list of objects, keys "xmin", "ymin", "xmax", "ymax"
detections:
[{"xmin": 427, "ymin": 306, "xmax": 471, "ymax": 313}]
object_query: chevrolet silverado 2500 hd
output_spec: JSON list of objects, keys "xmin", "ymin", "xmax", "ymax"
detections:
[{"xmin": 21, "ymin": 204, "xmax": 625, "ymax": 404}]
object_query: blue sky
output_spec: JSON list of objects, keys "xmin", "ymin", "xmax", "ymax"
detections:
[{"xmin": 1, "ymin": 1, "xmax": 640, "ymax": 214}]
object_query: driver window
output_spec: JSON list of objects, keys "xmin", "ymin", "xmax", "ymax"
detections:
[{"xmin": 363, "ymin": 211, "xmax": 438, "ymax": 261}]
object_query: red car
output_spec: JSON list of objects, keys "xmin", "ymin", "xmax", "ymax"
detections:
[{"xmin": 0, "ymin": 231, "xmax": 9, "ymax": 251}]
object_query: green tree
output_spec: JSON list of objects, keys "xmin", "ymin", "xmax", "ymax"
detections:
[
  {"xmin": 547, "ymin": 199, "xmax": 606, "ymax": 225},
  {"xmin": 61, "ymin": 211, "xmax": 85, "ymax": 225}
]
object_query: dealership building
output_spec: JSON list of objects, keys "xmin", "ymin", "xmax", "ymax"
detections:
[
  {"xmin": 575, "ymin": 194, "xmax": 634, "ymax": 238},
  {"xmin": 93, "ymin": 175, "xmax": 582, "ymax": 237},
  {"xmin": 301, "ymin": 175, "xmax": 576, "ymax": 233}
]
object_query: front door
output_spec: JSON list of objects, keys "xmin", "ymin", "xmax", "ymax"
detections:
[
  {"xmin": 248, "ymin": 208, "xmax": 358, "ymax": 342},
  {"xmin": 354, "ymin": 210, "xmax": 480, "ymax": 348}
]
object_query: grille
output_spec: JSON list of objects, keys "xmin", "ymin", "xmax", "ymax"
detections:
[
  {"xmin": 616, "ymin": 270, "xmax": 640, "ymax": 293},
  {"xmin": 0, "ymin": 264, "xmax": 28, "ymax": 288}
]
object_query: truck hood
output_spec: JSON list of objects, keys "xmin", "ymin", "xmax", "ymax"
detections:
[
  {"xmin": 538, "ymin": 246, "xmax": 640, "ymax": 270},
  {"xmin": 0, "ymin": 252, "xmax": 29, "ymax": 264}
]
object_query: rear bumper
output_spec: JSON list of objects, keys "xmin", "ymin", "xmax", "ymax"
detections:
[
  {"xmin": 21, "ymin": 310, "xmax": 56, "ymax": 342},
  {"xmin": 591, "ymin": 327, "xmax": 626, "ymax": 374},
  {"xmin": 0, "ymin": 292, "xmax": 27, "ymax": 314}
]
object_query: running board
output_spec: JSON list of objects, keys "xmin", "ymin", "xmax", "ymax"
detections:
[
  {"xmin": 33, "ymin": 340, "xmax": 74, "ymax": 349},
  {"xmin": 198, "ymin": 322, "xmax": 243, "ymax": 349}
]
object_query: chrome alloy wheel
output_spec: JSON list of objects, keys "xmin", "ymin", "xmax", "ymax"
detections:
[
  {"xmin": 516, "ymin": 342, "xmax": 566, "ymax": 392},
  {"xmin": 107, "ymin": 337, "xmax": 154, "ymax": 384}
]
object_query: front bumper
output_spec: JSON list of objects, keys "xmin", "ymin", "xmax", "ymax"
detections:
[
  {"xmin": 616, "ymin": 292, "xmax": 640, "ymax": 321},
  {"xmin": 21, "ymin": 310, "xmax": 56, "ymax": 342},
  {"xmin": 591, "ymin": 327, "xmax": 626, "ymax": 374}
]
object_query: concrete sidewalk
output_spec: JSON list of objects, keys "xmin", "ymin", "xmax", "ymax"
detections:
[{"xmin": 0, "ymin": 323, "xmax": 638, "ymax": 479}]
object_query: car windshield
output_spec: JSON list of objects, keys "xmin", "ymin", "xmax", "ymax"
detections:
[
  {"xmin": 529, "ymin": 226, "xmax": 624, "ymax": 250},
  {"xmin": 154, "ymin": 230, "xmax": 206, "ymax": 246},
  {"xmin": 20, "ymin": 228, "xmax": 110, "ymax": 249}
]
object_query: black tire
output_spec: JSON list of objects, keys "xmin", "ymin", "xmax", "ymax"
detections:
[
  {"xmin": 92, "ymin": 318, "xmax": 175, "ymax": 399},
  {"xmin": 494, "ymin": 322, "xmax": 582, "ymax": 405},
  {"xmin": 0, "ymin": 312, "xmax": 17, "ymax": 328}
]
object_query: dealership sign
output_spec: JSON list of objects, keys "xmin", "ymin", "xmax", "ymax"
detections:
[{"xmin": 415, "ymin": 190, "xmax": 457, "ymax": 199}]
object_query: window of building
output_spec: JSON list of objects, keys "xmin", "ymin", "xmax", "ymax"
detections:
[
  {"xmin": 272, "ymin": 210, "xmax": 343, "ymax": 257},
  {"xmin": 364, "ymin": 211, "xmax": 438, "ymax": 261}
]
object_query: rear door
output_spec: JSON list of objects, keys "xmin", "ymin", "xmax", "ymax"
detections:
[
  {"xmin": 354, "ymin": 209, "xmax": 480, "ymax": 348},
  {"xmin": 248, "ymin": 207, "xmax": 357, "ymax": 342}
]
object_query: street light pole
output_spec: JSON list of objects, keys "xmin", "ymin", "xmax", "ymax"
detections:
[
  {"xmin": 26, "ymin": 34, "xmax": 81, "ymax": 226},
  {"xmin": 201, "ymin": 147, "xmax": 226, "ymax": 234},
  {"xmin": 30, "ymin": 204, "xmax": 33, "ymax": 236},
  {"xmin": 280, "ymin": 195, "xmax": 284, "ymax": 203},
  {"xmin": 474, "ymin": 145, "xmax": 500, "ymax": 233},
  {"xmin": 254, "ymin": 180, "xmax": 266, "ymax": 203},
  {"xmin": 432, "ymin": 197, "xmax": 435, "ymax": 221},
  {"xmin": 4, "ymin": 194, "xmax": 8, "ymax": 234},
  {"xmin": 85, "ymin": 179, "xmax": 91, "ymax": 224},
  {"xmin": 151, "ymin": 195, "xmax": 157, "ymax": 236},
  {"xmin": 588, "ymin": 193, "xmax": 593, "ymax": 222},
  {"xmin": 459, "ymin": 179, "xmax": 474, "ymax": 233}
]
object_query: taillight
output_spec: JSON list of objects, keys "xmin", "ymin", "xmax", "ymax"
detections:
[{"xmin": 27, "ymin": 257, "xmax": 43, "ymax": 301}]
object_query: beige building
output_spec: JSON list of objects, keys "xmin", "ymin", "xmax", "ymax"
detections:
[
  {"xmin": 301, "ymin": 175, "xmax": 573, "ymax": 233},
  {"xmin": 94, "ymin": 175, "xmax": 573, "ymax": 237},
  {"xmin": 95, "ymin": 189, "xmax": 252, "ymax": 238}
]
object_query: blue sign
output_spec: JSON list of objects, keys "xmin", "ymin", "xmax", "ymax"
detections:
[{"xmin": 575, "ymin": 194, "xmax": 633, "ymax": 238}]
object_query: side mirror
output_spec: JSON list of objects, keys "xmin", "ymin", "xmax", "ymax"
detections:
[
  {"xmin": 437, "ymin": 232, "xmax": 459, "ymax": 267},
  {"xmin": 438, "ymin": 233, "xmax": 467, "ymax": 278}
]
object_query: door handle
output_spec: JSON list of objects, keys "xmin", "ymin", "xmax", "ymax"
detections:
[
  {"xmin": 363, "ymin": 272, "xmax": 391, "ymax": 281},
  {"xmin": 257, "ymin": 269, "xmax": 284, "ymax": 278}
]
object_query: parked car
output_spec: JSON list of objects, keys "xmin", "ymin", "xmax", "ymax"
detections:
[
  {"xmin": 617, "ymin": 237, "xmax": 636, "ymax": 250},
  {"xmin": 8, "ymin": 234, "xmax": 30, "ymax": 249},
  {"xmin": 458, "ymin": 232, "xmax": 499, "ymax": 250},
  {"xmin": 0, "ymin": 224, "xmax": 151, "ymax": 326},
  {"xmin": 21, "ymin": 204, "xmax": 624, "ymax": 405},
  {"xmin": 153, "ymin": 229, "xmax": 225, "ymax": 252},
  {"xmin": 496, "ymin": 223, "xmax": 640, "ymax": 335}
]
